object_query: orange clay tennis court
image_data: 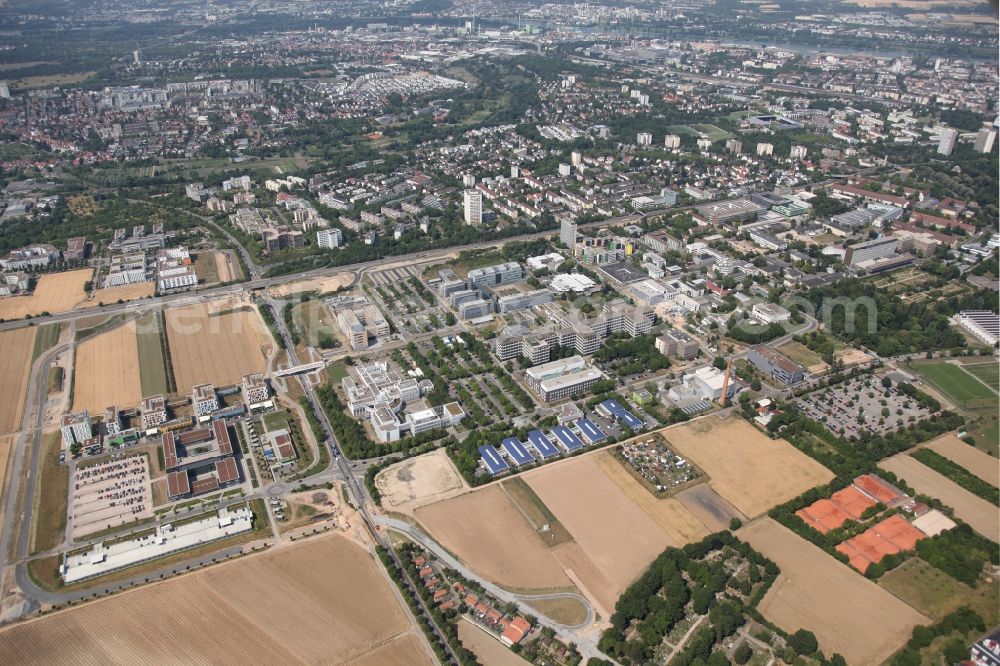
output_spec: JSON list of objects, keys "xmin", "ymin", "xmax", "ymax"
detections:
[
  {"xmin": 835, "ymin": 514, "xmax": 926, "ymax": 573},
  {"xmin": 795, "ymin": 478, "xmax": 882, "ymax": 534}
]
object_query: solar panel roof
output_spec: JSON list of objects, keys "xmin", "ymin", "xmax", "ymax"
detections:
[
  {"xmin": 501, "ymin": 437, "xmax": 534, "ymax": 466},
  {"xmin": 552, "ymin": 425, "xmax": 584, "ymax": 451},
  {"xmin": 527, "ymin": 430, "xmax": 559, "ymax": 458},
  {"xmin": 577, "ymin": 418, "xmax": 607, "ymax": 443},
  {"xmin": 478, "ymin": 445, "xmax": 509, "ymax": 474},
  {"xmin": 617, "ymin": 409, "xmax": 644, "ymax": 430}
]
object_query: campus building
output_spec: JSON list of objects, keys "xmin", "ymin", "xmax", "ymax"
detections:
[
  {"xmin": 60, "ymin": 411, "xmax": 92, "ymax": 448},
  {"xmin": 162, "ymin": 420, "xmax": 241, "ymax": 499},
  {"xmin": 747, "ymin": 345, "xmax": 805, "ymax": 385},
  {"xmin": 655, "ymin": 327, "xmax": 699, "ymax": 360},
  {"xmin": 524, "ymin": 355, "xmax": 604, "ymax": 402}
]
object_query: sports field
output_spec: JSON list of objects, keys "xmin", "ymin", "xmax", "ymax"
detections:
[
  {"xmin": 415, "ymin": 485, "xmax": 572, "ymax": 591},
  {"xmin": 910, "ymin": 361, "xmax": 996, "ymax": 406},
  {"xmin": 662, "ymin": 418, "xmax": 834, "ymax": 518},
  {"xmin": 73, "ymin": 322, "xmax": 142, "ymax": 414},
  {"xmin": 0, "ymin": 535, "xmax": 427, "ymax": 664},
  {"xmin": 741, "ymin": 518, "xmax": 929, "ymax": 665},
  {"xmin": 0, "ymin": 269, "xmax": 92, "ymax": 320},
  {"xmin": 165, "ymin": 302, "xmax": 271, "ymax": 390},
  {"xmin": 0, "ymin": 327, "xmax": 36, "ymax": 433},
  {"xmin": 880, "ymin": 453, "xmax": 999, "ymax": 542}
]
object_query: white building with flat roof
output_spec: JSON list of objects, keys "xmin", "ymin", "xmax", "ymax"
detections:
[
  {"xmin": 61, "ymin": 411, "xmax": 92, "ymax": 447},
  {"xmin": 525, "ymin": 355, "xmax": 603, "ymax": 402},
  {"xmin": 955, "ymin": 311, "xmax": 999, "ymax": 346}
]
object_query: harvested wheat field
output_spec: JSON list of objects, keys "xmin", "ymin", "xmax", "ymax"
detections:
[
  {"xmin": 376, "ymin": 448, "xmax": 468, "ymax": 513},
  {"xmin": 0, "ymin": 535, "xmax": 426, "ymax": 665},
  {"xmin": 0, "ymin": 327, "xmax": 36, "ymax": 433},
  {"xmin": 271, "ymin": 273, "xmax": 352, "ymax": 297},
  {"xmin": 0, "ymin": 269, "xmax": 91, "ymax": 320},
  {"xmin": 662, "ymin": 417, "xmax": 834, "ymax": 518},
  {"xmin": 73, "ymin": 322, "xmax": 142, "ymax": 414},
  {"xmin": 415, "ymin": 485, "xmax": 571, "ymax": 591},
  {"xmin": 458, "ymin": 619, "xmax": 526, "ymax": 666},
  {"xmin": 76, "ymin": 282, "xmax": 154, "ymax": 309},
  {"xmin": 0, "ymin": 435, "xmax": 15, "ymax": 522},
  {"xmin": 741, "ymin": 518, "xmax": 929, "ymax": 665},
  {"xmin": 880, "ymin": 454, "xmax": 1000, "ymax": 542},
  {"xmin": 165, "ymin": 302, "xmax": 271, "ymax": 390},
  {"xmin": 923, "ymin": 434, "xmax": 999, "ymax": 487},
  {"xmin": 347, "ymin": 633, "xmax": 434, "ymax": 666},
  {"xmin": 524, "ymin": 454, "xmax": 707, "ymax": 610}
]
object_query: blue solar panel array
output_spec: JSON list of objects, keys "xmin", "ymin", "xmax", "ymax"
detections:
[
  {"xmin": 527, "ymin": 430, "xmax": 559, "ymax": 458},
  {"xmin": 502, "ymin": 437, "xmax": 535, "ymax": 466},
  {"xmin": 478, "ymin": 445, "xmax": 509, "ymax": 475},
  {"xmin": 552, "ymin": 426, "xmax": 584, "ymax": 452},
  {"xmin": 577, "ymin": 418, "xmax": 607, "ymax": 443},
  {"xmin": 599, "ymin": 399, "xmax": 645, "ymax": 430}
]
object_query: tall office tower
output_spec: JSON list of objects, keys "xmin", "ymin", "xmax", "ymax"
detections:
[
  {"xmin": 937, "ymin": 128, "xmax": 958, "ymax": 156},
  {"xmin": 560, "ymin": 217, "xmax": 578, "ymax": 250},
  {"xmin": 463, "ymin": 190, "xmax": 482, "ymax": 225}
]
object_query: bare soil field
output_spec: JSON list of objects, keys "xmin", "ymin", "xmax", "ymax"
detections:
[
  {"xmin": 525, "ymin": 455, "xmax": 691, "ymax": 608},
  {"xmin": 923, "ymin": 434, "xmax": 998, "ymax": 487},
  {"xmin": 376, "ymin": 448, "xmax": 468, "ymax": 513},
  {"xmin": 76, "ymin": 282, "xmax": 154, "ymax": 309},
  {"xmin": 415, "ymin": 485, "xmax": 572, "ymax": 591},
  {"xmin": 347, "ymin": 633, "xmax": 435, "ymax": 666},
  {"xmin": 0, "ymin": 327, "xmax": 36, "ymax": 433},
  {"xmin": 662, "ymin": 418, "xmax": 834, "ymax": 517},
  {"xmin": 593, "ymin": 451, "xmax": 709, "ymax": 544},
  {"xmin": 741, "ymin": 518, "xmax": 929, "ymax": 665},
  {"xmin": 458, "ymin": 619, "xmax": 526, "ymax": 666},
  {"xmin": 0, "ymin": 435, "xmax": 15, "ymax": 523},
  {"xmin": 270, "ymin": 273, "xmax": 353, "ymax": 297},
  {"xmin": 880, "ymin": 454, "xmax": 1000, "ymax": 542},
  {"xmin": 0, "ymin": 269, "xmax": 91, "ymax": 320},
  {"xmin": 73, "ymin": 322, "xmax": 142, "ymax": 414},
  {"xmin": 215, "ymin": 251, "xmax": 236, "ymax": 283},
  {"xmin": 675, "ymin": 484, "xmax": 745, "ymax": 532},
  {"xmin": 165, "ymin": 302, "xmax": 271, "ymax": 390},
  {"xmin": 0, "ymin": 535, "xmax": 418, "ymax": 665}
]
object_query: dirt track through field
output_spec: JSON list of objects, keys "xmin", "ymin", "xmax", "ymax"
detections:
[
  {"xmin": 0, "ymin": 327, "xmax": 36, "ymax": 433},
  {"xmin": 73, "ymin": 322, "xmax": 142, "ymax": 414},
  {"xmin": 415, "ymin": 485, "xmax": 572, "ymax": 591},
  {"xmin": 741, "ymin": 518, "xmax": 929, "ymax": 665},
  {"xmin": 0, "ymin": 535, "xmax": 422, "ymax": 665},
  {"xmin": 880, "ymin": 454, "xmax": 1000, "ymax": 542}
]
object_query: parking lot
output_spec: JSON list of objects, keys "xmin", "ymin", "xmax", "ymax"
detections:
[
  {"xmin": 796, "ymin": 376, "xmax": 932, "ymax": 440},
  {"xmin": 365, "ymin": 268, "xmax": 452, "ymax": 336},
  {"xmin": 71, "ymin": 454, "xmax": 153, "ymax": 540}
]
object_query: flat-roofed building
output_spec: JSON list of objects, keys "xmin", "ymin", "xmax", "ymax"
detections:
[
  {"xmin": 192, "ymin": 384, "xmax": 219, "ymax": 416},
  {"xmin": 656, "ymin": 327, "xmax": 699, "ymax": 360},
  {"xmin": 162, "ymin": 420, "xmax": 241, "ymax": 499},
  {"xmin": 751, "ymin": 302, "xmax": 791, "ymax": 324},
  {"xmin": 844, "ymin": 236, "xmax": 900, "ymax": 267},
  {"xmin": 694, "ymin": 199, "xmax": 764, "ymax": 225},
  {"xmin": 467, "ymin": 262, "xmax": 523, "ymax": 291},
  {"xmin": 241, "ymin": 373, "xmax": 270, "ymax": 406},
  {"xmin": 747, "ymin": 345, "xmax": 804, "ymax": 385},
  {"xmin": 141, "ymin": 395, "xmax": 168, "ymax": 431},
  {"xmin": 525, "ymin": 355, "xmax": 603, "ymax": 402},
  {"xmin": 61, "ymin": 410, "xmax": 92, "ymax": 447}
]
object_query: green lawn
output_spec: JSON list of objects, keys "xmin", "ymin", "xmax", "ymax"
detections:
[
  {"xmin": 262, "ymin": 411, "xmax": 289, "ymax": 433},
  {"xmin": 911, "ymin": 361, "xmax": 997, "ymax": 406},
  {"xmin": 878, "ymin": 559, "xmax": 970, "ymax": 619},
  {"xmin": 135, "ymin": 313, "xmax": 172, "ymax": 395},
  {"xmin": 691, "ymin": 123, "xmax": 733, "ymax": 141},
  {"xmin": 31, "ymin": 323, "xmax": 61, "ymax": 362}
]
